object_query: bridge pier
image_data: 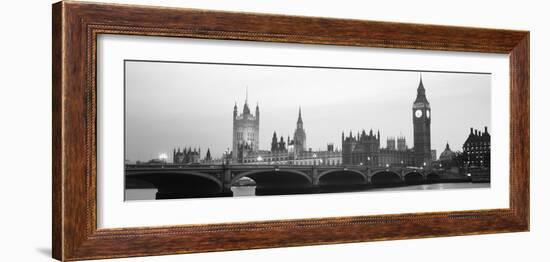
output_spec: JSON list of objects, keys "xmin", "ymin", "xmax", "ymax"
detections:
[
  {"xmin": 366, "ymin": 169, "xmax": 372, "ymax": 184},
  {"xmin": 222, "ymin": 169, "xmax": 232, "ymax": 193},
  {"xmin": 312, "ymin": 167, "xmax": 319, "ymax": 186}
]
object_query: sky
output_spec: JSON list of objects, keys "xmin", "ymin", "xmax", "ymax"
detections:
[{"xmin": 124, "ymin": 60, "xmax": 491, "ymax": 162}]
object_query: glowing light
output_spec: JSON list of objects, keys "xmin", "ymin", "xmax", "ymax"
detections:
[
  {"xmin": 257, "ymin": 156, "xmax": 263, "ymax": 162},
  {"xmin": 158, "ymin": 153, "xmax": 168, "ymax": 160}
]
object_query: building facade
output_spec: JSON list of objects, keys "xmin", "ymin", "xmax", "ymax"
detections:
[
  {"xmin": 342, "ymin": 129, "xmax": 380, "ymax": 166},
  {"xmin": 342, "ymin": 130, "xmax": 415, "ymax": 167},
  {"xmin": 173, "ymin": 147, "xmax": 201, "ymax": 164},
  {"xmin": 412, "ymin": 75, "xmax": 432, "ymax": 167},
  {"xmin": 270, "ymin": 131, "xmax": 288, "ymax": 153},
  {"xmin": 239, "ymin": 145, "xmax": 342, "ymax": 166},
  {"xmin": 463, "ymin": 127, "xmax": 491, "ymax": 168},
  {"xmin": 232, "ymin": 92, "xmax": 260, "ymax": 161},
  {"xmin": 236, "ymin": 108, "xmax": 341, "ymax": 165},
  {"xmin": 341, "ymin": 76, "xmax": 431, "ymax": 168}
]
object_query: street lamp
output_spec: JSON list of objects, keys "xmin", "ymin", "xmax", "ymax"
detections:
[
  {"xmin": 224, "ymin": 147, "xmax": 231, "ymax": 165},
  {"xmin": 313, "ymin": 153, "xmax": 317, "ymax": 165}
]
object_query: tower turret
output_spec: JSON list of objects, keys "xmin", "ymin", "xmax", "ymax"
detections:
[
  {"xmin": 293, "ymin": 107, "xmax": 307, "ymax": 154},
  {"xmin": 271, "ymin": 131, "xmax": 278, "ymax": 152},
  {"xmin": 255, "ymin": 102, "xmax": 260, "ymax": 119},
  {"xmin": 242, "ymin": 86, "xmax": 251, "ymax": 115},
  {"xmin": 232, "ymin": 87, "xmax": 260, "ymax": 160},
  {"xmin": 412, "ymin": 74, "xmax": 432, "ymax": 167},
  {"xmin": 205, "ymin": 148, "xmax": 212, "ymax": 161},
  {"xmin": 297, "ymin": 106, "xmax": 303, "ymax": 129}
]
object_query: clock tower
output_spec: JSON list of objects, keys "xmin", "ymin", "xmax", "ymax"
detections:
[{"xmin": 412, "ymin": 75, "xmax": 431, "ymax": 167}]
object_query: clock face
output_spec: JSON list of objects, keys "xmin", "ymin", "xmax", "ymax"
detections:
[
  {"xmin": 415, "ymin": 109, "xmax": 422, "ymax": 118},
  {"xmin": 426, "ymin": 110, "xmax": 430, "ymax": 118}
]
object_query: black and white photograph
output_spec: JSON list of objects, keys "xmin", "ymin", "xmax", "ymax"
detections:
[{"xmin": 124, "ymin": 60, "xmax": 491, "ymax": 200}]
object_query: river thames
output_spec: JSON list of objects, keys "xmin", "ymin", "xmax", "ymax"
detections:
[{"xmin": 125, "ymin": 182, "xmax": 490, "ymax": 201}]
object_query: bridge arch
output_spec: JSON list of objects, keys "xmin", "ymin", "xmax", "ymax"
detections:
[
  {"xmin": 404, "ymin": 171, "xmax": 424, "ymax": 184},
  {"xmin": 317, "ymin": 169, "xmax": 368, "ymax": 185},
  {"xmin": 231, "ymin": 169, "xmax": 312, "ymax": 185},
  {"xmin": 126, "ymin": 170, "xmax": 224, "ymax": 199},
  {"xmin": 370, "ymin": 170, "xmax": 402, "ymax": 186},
  {"xmin": 427, "ymin": 172, "xmax": 440, "ymax": 183},
  {"xmin": 129, "ymin": 170, "xmax": 223, "ymax": 189}
]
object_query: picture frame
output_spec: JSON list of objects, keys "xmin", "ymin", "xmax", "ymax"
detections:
[{"xmin": 52, "ymin": 1, "xmax": 529, "ymax": 261}]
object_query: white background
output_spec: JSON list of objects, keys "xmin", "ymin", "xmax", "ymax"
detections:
[{"xmin": 0, "ymin": 0, "xmax": 546, "ymax": 261}]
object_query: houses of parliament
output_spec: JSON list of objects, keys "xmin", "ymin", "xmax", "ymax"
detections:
[
  {"xmin": 341, "ymin": 75, "xmax": 434, "ymax": 167},
  {"xmin": 229, "ymin": 75, "xmax": 436, "ymax": 167},
  {"xmin": 164, "ymin": 75, "xmax": 492, "ymax": 170}
]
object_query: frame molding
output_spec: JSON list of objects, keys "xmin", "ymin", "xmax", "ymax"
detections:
[{"xmin": 52, "ymin": 1, "xmax": 529, "ymax": 261}]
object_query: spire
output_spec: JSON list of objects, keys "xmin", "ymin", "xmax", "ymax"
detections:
[
  {"xmin": 242, "ymin": 87, "xmax": 250, "ymax": 114},
  {"xmin": 414, "ymin": 73, "xmax": 429, "ymax": 104},
  {"xmin": 271, "ymin": 131, "xmax": 278, "ymax": 152},
  {"xmin": 418, "ymin": 73, "xmax": 425, "ymax": 92},
  {"xmin": 445, "ymin": 142, "xmax": 450, "ymax": 150},
  {"xmin": 296, "ymin": 107, "xmax": 304, "ymax": 130}
]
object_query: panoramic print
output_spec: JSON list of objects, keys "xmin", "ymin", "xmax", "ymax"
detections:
[{"xmin": 124, "ymin": 60, "xmax": 491, "ymax": 200}]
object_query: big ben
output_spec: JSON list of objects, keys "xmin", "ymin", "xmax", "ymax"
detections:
[{"xmin": 412, "ymin": 75, "xmax": 431, "ymax": 167}]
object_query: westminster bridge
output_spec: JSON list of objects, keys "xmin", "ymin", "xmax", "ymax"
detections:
[{"xmin": 125, "ymin": 164, "xmax": 462, "ymax": 198}]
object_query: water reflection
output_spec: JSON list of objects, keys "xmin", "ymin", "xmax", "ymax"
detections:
[{"xmin": 125, "ymin": 182, "xmax": 490, "ymax": 201}]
